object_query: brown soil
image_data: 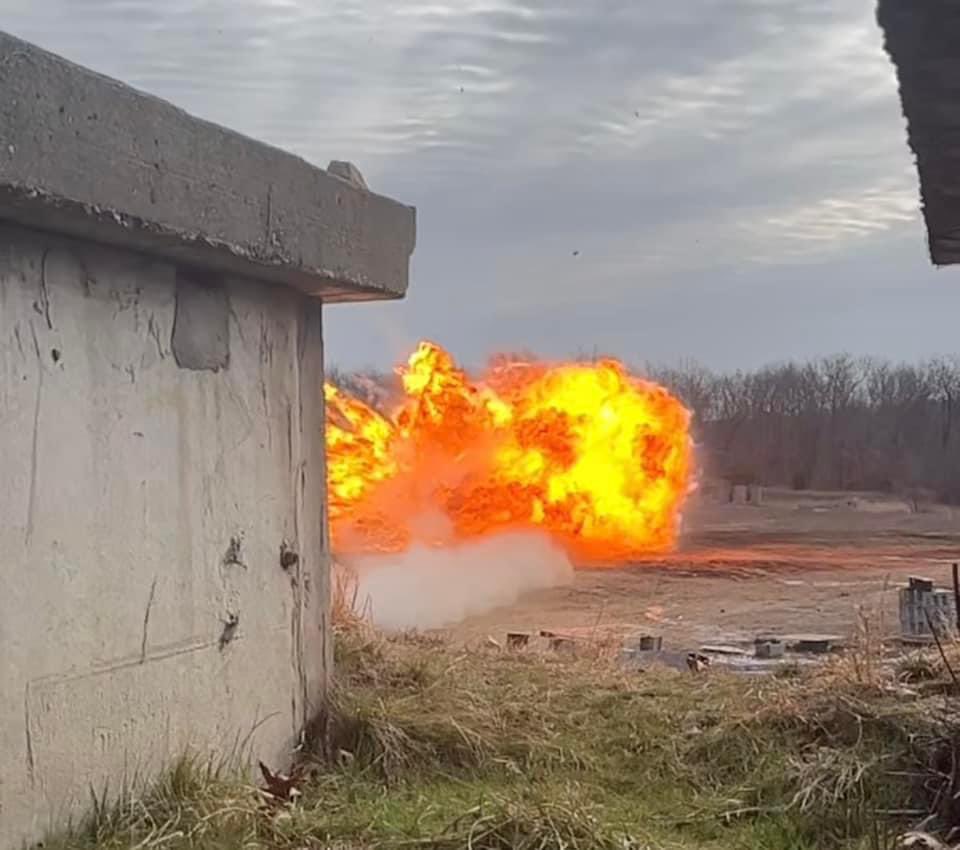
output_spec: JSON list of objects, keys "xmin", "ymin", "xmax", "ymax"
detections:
[{"xmin": 441, "ymin": 489, "xmax": 960, "ymax": 650}]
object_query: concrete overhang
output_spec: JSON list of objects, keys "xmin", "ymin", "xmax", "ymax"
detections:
[{"xmin": 0, "ymin": 31, "xmax": 415, "ymax": 301}]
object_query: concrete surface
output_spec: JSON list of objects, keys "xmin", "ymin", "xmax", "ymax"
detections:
[
  {"xmin": 0, "ymin": 30, "xmax": 416, "ymax": 302},
  {"xmin": 0, "ymin": 33, "xmax": 415, "ymax": 846},
  {"xmin": 0, "ymin": 223, "xmax": 332, "ymax": 846}
]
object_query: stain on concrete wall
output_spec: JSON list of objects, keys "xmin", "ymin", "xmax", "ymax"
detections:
[
  {"xmin": 0, "ymin": 223, "xmax": 330, "ymax": 847},
  {"xmin": 171, "ymin": 270, "xmax": 230, "ymax": 372}
]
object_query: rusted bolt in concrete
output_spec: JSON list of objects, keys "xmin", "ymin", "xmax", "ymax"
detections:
[
  {"xmin": 219, "ymin": 613, "xmax": 239, "ymax": 651},
  {"xmin": 223, "ymin": 533, "xmax": 245, "ymax": 568},
  {"xmin": 279, "ymin": 542, "xmax": 299, "ymax": 570}
]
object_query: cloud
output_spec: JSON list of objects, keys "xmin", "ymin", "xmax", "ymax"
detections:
[{"xmin": 2, "ymin": 0, "xmax": 952, "ymax": 371}]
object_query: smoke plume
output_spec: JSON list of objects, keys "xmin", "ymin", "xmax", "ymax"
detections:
[{"xmin": 347, "ymin": 532, "xmax": 574, "ymax": 631}]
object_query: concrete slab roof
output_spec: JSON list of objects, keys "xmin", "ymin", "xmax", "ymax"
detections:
[{"xmin": 0, "ymin": 31, "xmax": 415, "ymax": 301}]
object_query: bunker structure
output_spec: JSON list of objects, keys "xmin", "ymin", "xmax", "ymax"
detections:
[
  {"xmin": 879, "ymin": 0, "xmax": 960, "ymax": 265},
  {"xmin": 0, "ymin": 32, "xmax": 415, "ymax": 848}
]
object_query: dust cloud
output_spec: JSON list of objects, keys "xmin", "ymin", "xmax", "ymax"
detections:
[{"xmin": 347, "ymin": 532, "xmax": 574, "ymax": 631}]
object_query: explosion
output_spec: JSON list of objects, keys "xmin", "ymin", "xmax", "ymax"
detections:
[{"xmin": 325, "ymin": 342, "xmax": 693, "ymax": 564}]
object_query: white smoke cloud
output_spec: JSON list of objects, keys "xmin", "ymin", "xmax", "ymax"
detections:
[{"xmin": 347, "ymin": 532, "xmax": 573, "ymax": 631}]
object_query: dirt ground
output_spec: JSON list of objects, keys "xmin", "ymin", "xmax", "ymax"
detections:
[{"xmin": 442, "ymin": 489, "xmax": 960, "ymax": 652}]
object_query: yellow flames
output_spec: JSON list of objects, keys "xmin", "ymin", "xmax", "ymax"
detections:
[{"xmin": 325, "ymin": 341, "xmax": 692, "ymax": 563}]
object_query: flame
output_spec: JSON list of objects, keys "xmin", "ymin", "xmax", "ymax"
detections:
[{"xmin": 325, "ymin": 341, "xmax": 693, "ymax": 563}]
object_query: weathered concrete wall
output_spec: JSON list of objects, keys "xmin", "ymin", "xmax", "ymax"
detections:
[
  {"xmin": 0, "ymin": 30, "xmax": 415, "ymax": 847},
  {"xmin": 0, "ymin": 224, "xmax": 331, "ymax": 845}
]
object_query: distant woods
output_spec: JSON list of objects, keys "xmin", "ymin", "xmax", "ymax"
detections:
[
  {"xmin": 327, "ymin": 354, "xmax": 960, "ymax": 503},
  {"xmin": 647, "ymin": 355, "xmax": 960, "ymax": 503}
]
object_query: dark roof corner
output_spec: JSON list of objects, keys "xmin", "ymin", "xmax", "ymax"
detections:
[{"xmin": 878, "ymin": 0, "xmax": 960, "ymax": 267}]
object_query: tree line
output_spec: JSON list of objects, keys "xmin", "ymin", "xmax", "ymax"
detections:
[
  {"xmin": 646, "ymin": 355, "xmax": 960, "ymax": 501},
  {"xmin": 329, "ymin": 354, "xmax": 960, "ymax": 501}
]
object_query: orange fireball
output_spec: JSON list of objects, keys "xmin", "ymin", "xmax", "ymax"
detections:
[{"xmin": 325, "ymin": 342, "xmax": 692, "ymax": 563}]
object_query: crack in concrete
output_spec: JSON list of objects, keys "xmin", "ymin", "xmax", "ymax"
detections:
[
  {"xmin": 140, "ymin": 576, "xmax": 158, "ymax": 663},
  {"xmin": 147, "ymin": 313, "xmax": 165, "ymax": 360},
  {"xmin": 24, "ymin": 684, "xmax": 35, "ymax": 786},
  {"xmin": 25, "ymin": 323, "xmax": 42, "ymax": 546},
  {"xmin": 264, "ymin": 183, "xmax": 273, "ymax": 247},
  {"xmin": 37, "ymin": 247, "xmax": 53, "ymax": 329}
]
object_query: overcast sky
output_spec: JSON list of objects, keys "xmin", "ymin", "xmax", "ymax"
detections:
[{"xmin": 3, "ymin": 0, "xmax": 957, "ymax": 372}]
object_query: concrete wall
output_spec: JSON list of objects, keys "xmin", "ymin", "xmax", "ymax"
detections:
[
  {"xmin": 0, "ymin": 223, "xmax": 331, "ymax": 845},
  {"xmin": 0, "ymin": 31, "xmax": 415, "ymax": 847}
]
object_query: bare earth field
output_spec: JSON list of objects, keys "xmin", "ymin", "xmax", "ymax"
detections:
[{"xmin": 442, "ymin": 489, "xmax": 960, "ymax": 651}]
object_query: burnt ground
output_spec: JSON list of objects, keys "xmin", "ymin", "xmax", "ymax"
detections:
[{"xmin": 440, "ymin": 489, "xmax": 960, "ymax": 650}]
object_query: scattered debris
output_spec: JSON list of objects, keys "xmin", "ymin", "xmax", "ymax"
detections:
[
  {"xmin": 898, "ymin": 832, "xmax": 954, "ymax": 850},
  {"xmin": 549, "ymin": 636, "xmax": 576, "ymax": 654},
  {"xmin": 782, "ymin": 633, "xmax": 842, "ymax": 654},
  {"xmin": 901, "ymin": 576, "xmax": 957, "ymax": 642},
  {"xmin": 637, "ymin": 634, "xmax": 662, "ymax": 651},
  {"xmin": 700, "ymin": 644, "xmax": 745, "ymax": 657},
  {"xmin": 484, "ymin": 636, "xmax": 502, "ymax": 650},
  {"xmin": 686, "ymin": 652, "xmax": 711, "ymax": 673},
  {"xmin": 728, "ymin": 483, "xmax": 764, "ymax": 505},
  {"xmin": 754, "ymin": 638, "xmax": 785, "ymax": 659},
  {"xmin": 643, "ymin": 605, "xmax": 665, "ymax": 623},
  {"xmin": 506, "ymin": 632, "xmax": 530, "ymax": 649},
  {"xmin": 257, "ymin": 760, "xmax": 303, "ymax": 809}
]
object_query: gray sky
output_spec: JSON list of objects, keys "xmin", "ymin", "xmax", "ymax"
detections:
[{"xmin": 3, "ymin": 0, "xmax": 956, "ymax": 371}]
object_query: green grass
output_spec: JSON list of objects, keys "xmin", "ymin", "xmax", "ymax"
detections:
[{"xmin": 43, "ymin": 628, "xmax": 960, "ymax": 850}]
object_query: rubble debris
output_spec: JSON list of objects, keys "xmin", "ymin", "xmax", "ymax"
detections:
[
  {"xmin": 754, "ymin": 638, "xmax": 785, "ymax": 659},
  {"xmin": 686, "ymin": 652, "xmax": 711, "ymax": 673},
  {"xmin": 782, "ymin": 634, "xmax": 842, "ymax": 654},
  {"xmin": 897, "ymin": 832, "xmax": 952, "ymax": 849},
  {"xmin": 549, "ymin": 636, "xmax": 576, "ymax": 654},
  {"xmin": 900, "ymin": 576, "xmax": 957, "ymax": 642},
  {"xmin": 506, "ymin": 632, "xmax": 530, "ymax": 649},
  {"xmin": 700, "ymin": 644, "xmax": 746, "ymax": 657},
  {"xmin": 729, "ymin": 483, "xmax": 764, "ymax": 504},
  {"xmin": 257, "ymin": 761, "xmax": 303, "ymax": 809}
]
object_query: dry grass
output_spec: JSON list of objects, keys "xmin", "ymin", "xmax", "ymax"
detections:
[
  {"xmin": 332, "ymin": 559, "xmax": 369, "ymax": 631},
  {"xmin": 42, "ymin": 620, "xmax": 960, "ymax": 850}
]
